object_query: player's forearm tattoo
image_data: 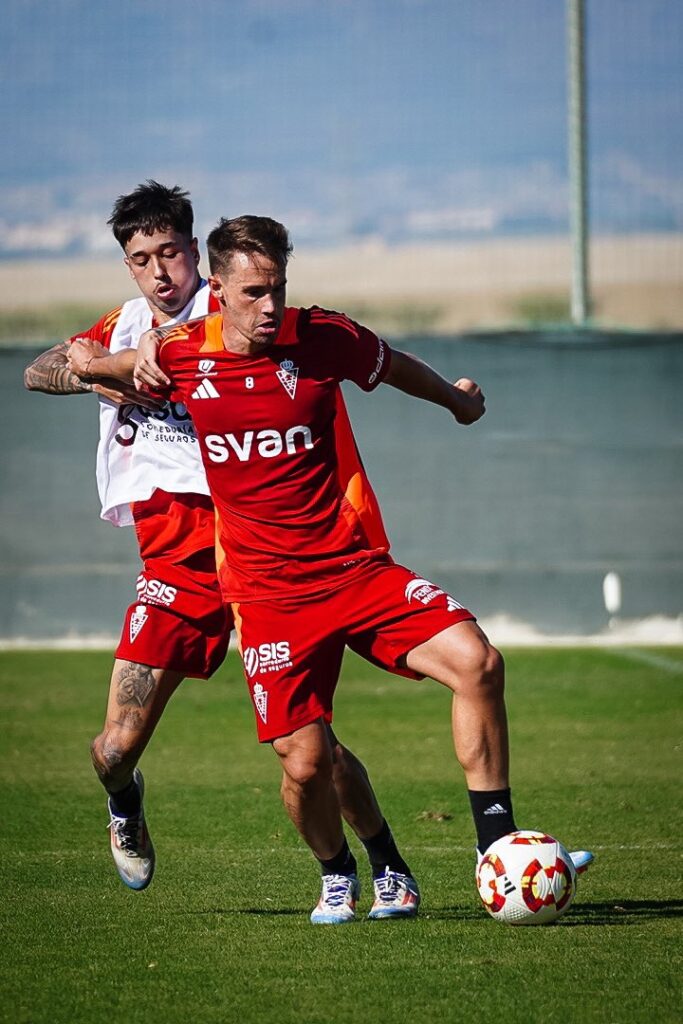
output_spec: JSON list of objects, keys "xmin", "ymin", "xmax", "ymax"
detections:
[
  {"xmin": 116, "ymin": 662, "xmax": 156, "ymax": 709},
  {"xmin": 23, "ymin": 342, "xmax": 93, "ymax": 395}
]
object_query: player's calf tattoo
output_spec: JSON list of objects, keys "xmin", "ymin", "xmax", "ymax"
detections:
[
  {"xmin": 91, "ymin": 738, "xmax": 126, "ymax": 782},
  {"xmin": 116, "ymin": 662, "xmax": 156, "ymax": 708}
]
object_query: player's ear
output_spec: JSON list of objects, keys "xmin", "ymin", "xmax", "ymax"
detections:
[
  {"xmin": 123, "ymin": 256, "xmax": 135, "ymax": 281},
  {"xmin": 190, "ymin": 238, "xmax": 200, "ymax": 265},
  {"xmin": 208, "ymin": 275, "xmax": 223, "ymax": 302}
]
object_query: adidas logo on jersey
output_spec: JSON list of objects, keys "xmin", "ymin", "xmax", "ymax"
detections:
[{"xmin": 191, "ymin": 379, "xmax": 220, "ymax": 400}]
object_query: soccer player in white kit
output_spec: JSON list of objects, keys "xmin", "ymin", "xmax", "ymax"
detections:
[{"xmin": 24, "ymin": 183, "xmax": 420, "ymax": 911}]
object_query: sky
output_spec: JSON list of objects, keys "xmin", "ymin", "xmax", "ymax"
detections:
[{"xmin": 1, "ymin": 0, "xmax": 681, "ymax": 256}]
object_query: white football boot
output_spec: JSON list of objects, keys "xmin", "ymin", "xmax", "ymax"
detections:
[
  {"xmin": 107, "ymin": 768, "xmax": 155, "ymax": 891},
  {"xmin": 568, "ymin": 850, "xmax": 594, "ymax": 875},
  {"xmin": 368, "ymin": 869, "xmax": 421, "ymax": 919},
  {"xmin": 310, "ymin": 873, "xmax": 360, "ymax": 924}
]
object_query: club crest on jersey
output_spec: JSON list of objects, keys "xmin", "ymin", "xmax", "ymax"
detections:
[
  {"xmin": 252, "ymin": 682, "xmax": 268, "ymax": 723},
  {"xmin": 276, "ymin": 359, "xmax": 299, "ymax": 400},
  {"xmin": 196, "ymin": 359, "xmax": 217, "ymax": 377},
  {"xmin": 129, "ymin": 604, "xmax": 148, "ymax": 643}
]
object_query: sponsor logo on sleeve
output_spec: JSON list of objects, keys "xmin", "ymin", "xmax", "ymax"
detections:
[{"xmin": 368, "ymin": 339, "xmax": 386, "ymax": 384}]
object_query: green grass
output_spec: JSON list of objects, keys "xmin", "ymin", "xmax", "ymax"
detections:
[
  {"xmin": 511, "ymin": 293, "xmax": 571, "ymax": 326},
  {"xmin": 0, "ymin": 305, "xmax": 108, "ymax": 345},
  {"xmin": 1, "ymin": 648, "xmax": 681, "ymax": 1024}
]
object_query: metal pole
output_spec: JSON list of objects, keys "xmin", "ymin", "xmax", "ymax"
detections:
[{"xmin": 567, "ymin": 0, "xmax": 590, "ymax": 325}]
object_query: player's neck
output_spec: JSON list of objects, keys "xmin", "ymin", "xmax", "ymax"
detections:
[{"xmin": 221, "ymin": 324, "xmax": 274, "ymax": 357}]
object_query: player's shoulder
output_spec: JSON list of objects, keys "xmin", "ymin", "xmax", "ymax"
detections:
[
  {"xmin": 159, "ymin": 312, "xmax": 216, "ymax": 354},
  {"xmin": 305, "ymin": 306, "xmax": 362, "ymax": 335}
]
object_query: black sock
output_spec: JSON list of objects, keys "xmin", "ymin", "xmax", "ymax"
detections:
[
  {"xmin": 360, "ymin": 819, "xmax": 413, "ymax": 879},
  {"xmin": 468, "ymin": 788, "xmax": 517, "ymax": 853},
  {"xmin": 108, "ymin": 776, "xmax": 142, "ymax": 818},
  {"xmin": 318, "ymin": 838, "xmax": 357, "ymax": 877}
]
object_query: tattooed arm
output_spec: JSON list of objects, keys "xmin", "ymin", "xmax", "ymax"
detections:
[
  {"xmin": 25, "ymin": 338, "xmax": 163, "ymax": 408},
  {"xmin": 24, "ymin": 341, "xmax": 93, "ymax": 395}
]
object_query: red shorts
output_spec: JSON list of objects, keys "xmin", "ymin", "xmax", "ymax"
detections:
[
  {"xmin": 115, "ymin": 489, "xmax": 231, "ymax": 679},
  {"xmin": 232, "ymin": 560, "xmax": 474, "ymax": 741}
]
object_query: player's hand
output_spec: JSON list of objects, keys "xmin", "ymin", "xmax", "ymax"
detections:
[
  {"xmin": 134, "ymin": 329, "xmax": 171, "ymax": 391},
  {"xmin": 91, "ymin": 380, "xmax": 165, "ymax": 410},
  {"xmin": 452, "ymin": 377, "xmax": 485, "ymax": 424},
  {"xmin": 67, "ymin": 338, "xmax": 109, "ymax": 379}
]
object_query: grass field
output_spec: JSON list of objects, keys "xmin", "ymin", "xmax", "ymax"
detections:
[{"xmin": 1, "ymin": 648, "xmax": 682, "ymax": 1024}]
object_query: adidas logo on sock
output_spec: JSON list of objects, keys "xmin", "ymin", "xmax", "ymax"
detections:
[{"xmin": 483, "ymin": 803, "xmax": 507, "ymax": 815}]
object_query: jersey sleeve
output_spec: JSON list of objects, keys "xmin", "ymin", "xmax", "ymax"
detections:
[
  {"xmin": 67, "ymin": 307, "xmax": 122, "ymax": 349},
  {"xmin": 306, "ymin": 308, "xmax": 392, "ymax": 392}
]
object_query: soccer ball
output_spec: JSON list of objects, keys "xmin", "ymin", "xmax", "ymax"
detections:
[{"xmin": 476, "ymin": 830, "xmax": 577, "ymax": 925}]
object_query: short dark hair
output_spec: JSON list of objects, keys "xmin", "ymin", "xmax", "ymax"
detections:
[
  {"xmin": 207, "ymin": 215, "xmax": 293, "ymax": 276},
  {"xmin": 108, "ymin": 180, "xmax": 194, "ymax": 249}
]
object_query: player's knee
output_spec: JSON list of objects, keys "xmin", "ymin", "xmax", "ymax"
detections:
[
  {"xmin": 277, "ymin": 740, "xmax": 333, "ymax": 792},
  {"xmin": 468, "ymin": 641, "xmax": 505, "ymax": 698},
  {"xmin": 90, "ymin": 729, "xmax": 139, "ymax": 784},
  {"xmin": 448, "ymin": 637, "xmax": 505, "ymax": 699}
]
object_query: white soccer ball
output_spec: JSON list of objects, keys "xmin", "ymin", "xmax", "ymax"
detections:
[{"xmin": 476, "ymin": 830, "xmax": 577, "ymax": 925}]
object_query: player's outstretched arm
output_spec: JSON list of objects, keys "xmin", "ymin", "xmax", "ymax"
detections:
[
  {"xmin": 24, "ymin": 341, "xmax": 94, "ymax": 396},
  {"xmin": 383, "ymin": 348, "xmax": 485, "ymax": 425},
  {"xmin": 65, "ymin": 339, "xmax": 161, "ymax": 408}
]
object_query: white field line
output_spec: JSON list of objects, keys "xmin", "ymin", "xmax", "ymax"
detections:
[{"xmin": 605, "ymin": 647, "xmax": 683, "ymax": 675}]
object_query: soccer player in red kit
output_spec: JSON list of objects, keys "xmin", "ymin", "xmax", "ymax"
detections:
[
  {"xmin": 136, "ymin": 215, "xmax": 592, "ymax": 923},
  {"xmin": 25, "ymin": 186, "xmax": 419, "ymax": 907}
]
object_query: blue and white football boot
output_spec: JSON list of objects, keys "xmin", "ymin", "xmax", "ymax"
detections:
[
  {"xmin": 310, "ymin": 873, "xmax": 360, "ymax": 924},
  {"xmin": 368, "ymin": 869, "xmax": 421, "ymax": 919},
  {"xmin": 107, "ymin": 768, "xmax": 155, "ymax": 891}
]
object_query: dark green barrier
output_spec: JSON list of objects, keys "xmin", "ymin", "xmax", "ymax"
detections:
[{"xmin": 3, "ymin": 330, "xmax": 682, "ymax": 640}]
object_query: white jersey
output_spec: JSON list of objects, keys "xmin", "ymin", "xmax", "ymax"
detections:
[{"xmin": 94, "ymin": 283, "xmax": 212, "ymax": 526}]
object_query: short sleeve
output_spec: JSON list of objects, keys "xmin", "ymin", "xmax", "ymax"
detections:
[{"xmin": 306, "ymin": 307, "xmax": 392, "ymax": 392}]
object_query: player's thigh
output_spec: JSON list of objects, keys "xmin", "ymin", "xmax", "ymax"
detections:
[
  {"xmin": 346, "ymin": 562, "xmax": 475, "ymax": 681},
  {"xmin": 103, "ymin": 659, "xmax": 185, "ymax": 738},
  {"xmin": 404, "ymin": 619, "xmax": 503, "ymax": 692}
]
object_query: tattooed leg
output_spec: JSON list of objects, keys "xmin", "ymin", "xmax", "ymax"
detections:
[{"xmin": 90, "ymin": 659, "xmax": 185, "ymax": 794}]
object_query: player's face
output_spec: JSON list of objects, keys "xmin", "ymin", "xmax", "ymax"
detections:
[
  {"xmin": 209, "ymin": 252, "xmax": 287, "ymax": 355},
  {"xmin": 124, "ymin": 229, "xmax": 201, "ymax": 323}
]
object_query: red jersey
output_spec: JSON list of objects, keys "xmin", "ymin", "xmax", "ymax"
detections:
[{"xmin": 158, "ymin": 306, "xmax": 392, "ymax": 602}]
